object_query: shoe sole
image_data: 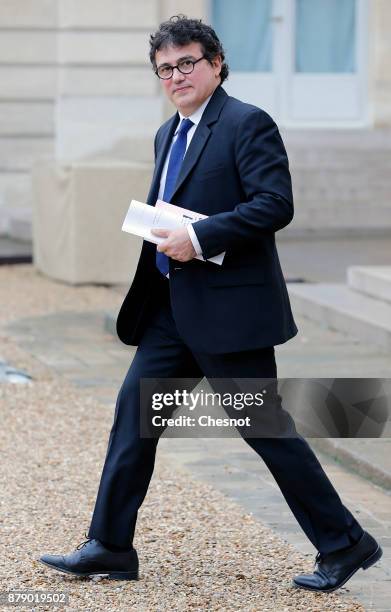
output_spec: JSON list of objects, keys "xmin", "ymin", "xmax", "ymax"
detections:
[
  {"xmin": 292, "ymin": 545, "xmax": 383, "ymax": 593},
  {"xmin": 38, "ymin": 558, "xmax": 139, "ymax": 581}
]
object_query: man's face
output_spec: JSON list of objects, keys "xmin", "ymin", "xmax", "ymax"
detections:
[{"xmin": 155, "ymin": 42, "xmax": 222, "ymax": 116}]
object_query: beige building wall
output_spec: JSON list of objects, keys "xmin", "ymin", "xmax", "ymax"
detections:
[
  {"xmin": 0, "ymin": 0, "xmax": 211, "ymax": 237},
  {"xmin": 0, "ymin": 0, "xmax": 390, "ymax": 239},
  {"xmin": 55, "ymin": 0, "xmax": 160, "ymax": 163}
]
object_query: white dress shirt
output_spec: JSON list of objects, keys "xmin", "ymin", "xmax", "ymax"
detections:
[{"xmin": 157, "ymin": 94, "xmax": 214, "ymax": 258}]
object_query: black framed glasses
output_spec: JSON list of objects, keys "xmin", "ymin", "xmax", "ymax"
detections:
[{"xmin": 155, "ymin": 56, "xmax": 206, "ymax": 80}]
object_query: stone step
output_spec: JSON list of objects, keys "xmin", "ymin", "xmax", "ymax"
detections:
[
  {"xmin": 348, "ymin": 266, "xmax": 391, "ymax": 304},
  {"xmin": 288, "ymin": 283, "xmax": 391, "ymax": 351},
  {"xmin": 309, "ymin": 438, "xmax": 391, "ymax": 491}
]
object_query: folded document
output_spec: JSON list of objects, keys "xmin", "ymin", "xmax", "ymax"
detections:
[{"xmin": 122, "ymin": 199, "xmax": 225, "ymax": 265}]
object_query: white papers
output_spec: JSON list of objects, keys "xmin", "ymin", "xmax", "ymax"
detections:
[{"xmin": 122, "ymin": 199, "xmax": 225, "ymax": 265}]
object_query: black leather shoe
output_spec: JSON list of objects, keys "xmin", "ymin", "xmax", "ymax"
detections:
[
  {"xmin": 39, "ymin": 538, "xmax": 139, "ymax": 580},
  {"xmin": 292, "ymin": 531, "xmax": 382, "ymax": 593}
]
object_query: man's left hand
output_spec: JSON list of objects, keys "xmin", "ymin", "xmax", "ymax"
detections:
[{"xmin": 152, "ymin": 227, "xmax": 197, "ymax": 262}]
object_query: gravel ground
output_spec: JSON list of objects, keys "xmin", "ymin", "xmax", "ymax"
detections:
[
  {"xmin": 0, "ymin": 265, "xmax": 365, "ymax": 611},
  {"xmin": 0, "ymin": 265, "xmax": 123, "ymax": 326}
]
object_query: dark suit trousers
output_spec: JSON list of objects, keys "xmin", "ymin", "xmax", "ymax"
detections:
[{"xmin": 88, "ymin": 279, "xmax": 363, "ymax": 554}]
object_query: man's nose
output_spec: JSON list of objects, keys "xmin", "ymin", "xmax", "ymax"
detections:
[{"xmin": 172, "ymin": 67, "xmax": 185, "ymax": 82}]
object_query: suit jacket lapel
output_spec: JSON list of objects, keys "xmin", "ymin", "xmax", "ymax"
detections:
[
  {"xmin": 171, "ymin": 86, "xmax": 228, "ymax": 200},
  {"xmin": 146, "ymin": 113, "xmax": 179, "ymax": 204},
  {"xmin": 147, "ymin": 85, "xmax": 228, "ymax": 205},
  {"xmin": 171, "ymin": 124, "xmax": 211, "ymax": 199}
]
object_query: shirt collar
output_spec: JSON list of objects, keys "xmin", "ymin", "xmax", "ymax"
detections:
[{"xmin": 175, "ymin": 93, "xmax": 213, "ymax": 134}]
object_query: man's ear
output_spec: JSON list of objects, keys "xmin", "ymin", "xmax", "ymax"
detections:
[{"xmin": 213, "ymin": 54, "xmax": 222, "ymax": 77}]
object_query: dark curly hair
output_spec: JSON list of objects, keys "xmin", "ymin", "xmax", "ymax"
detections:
[{"xmin": 149, "ymin": 14, "xmax": 229, "ymax": 84}]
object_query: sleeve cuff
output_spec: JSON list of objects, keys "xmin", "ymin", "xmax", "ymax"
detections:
[{"xmin": 187, "ymin": 224, "xmax": 204, "ymax": 257}]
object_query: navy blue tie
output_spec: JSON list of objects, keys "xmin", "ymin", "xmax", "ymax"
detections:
[{"xmin": 156, "ymin": 117, "xmax": 194, "ymax": 277}]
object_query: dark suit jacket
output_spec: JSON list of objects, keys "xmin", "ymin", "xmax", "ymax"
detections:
[{"xmin": 117, "ymin": 85, "xmax": 298, "ymax": 353}]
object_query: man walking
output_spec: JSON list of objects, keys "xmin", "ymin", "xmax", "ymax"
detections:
[{"xmin": 40, "ymin": 16, "xmax": 382, "ymax": 592}]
